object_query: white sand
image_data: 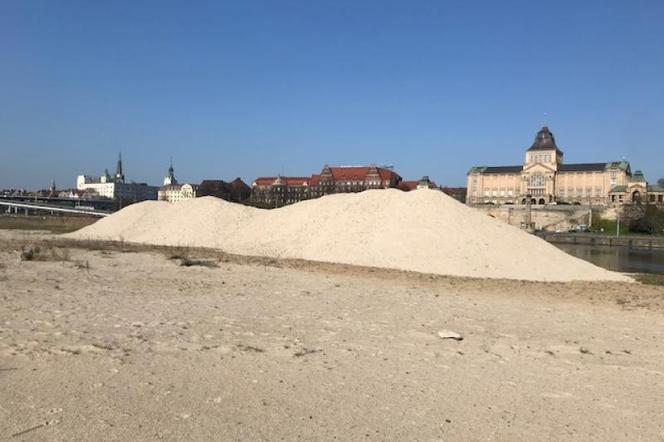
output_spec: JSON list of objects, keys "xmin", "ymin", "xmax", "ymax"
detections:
[{"xmin": 67, "ymin": 189, "xmax": 630, "ymax": 282}]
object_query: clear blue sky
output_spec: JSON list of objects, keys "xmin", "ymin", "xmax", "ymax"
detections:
[{"xmin": 1, "ymin": 0, "xmax": 663, "ymax": 189}]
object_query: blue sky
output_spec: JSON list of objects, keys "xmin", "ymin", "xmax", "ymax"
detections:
[{"xmin": 1, "ymin": 0, "xmax": 663, "ymax": 189}]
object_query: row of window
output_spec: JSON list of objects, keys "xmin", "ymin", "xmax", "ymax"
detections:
[
  {"xmin": 529, "ymin": 153, "xmax": 553, "ymax": 163},
  {"xmin": 558, "ymin": 188, "xmax": 603, "ymax": 197},
  {"xmin": 482, "ymin": 189, "xmax": 518, "ymax": 196},
  {"xmin": 475, "ymin": 186, "xmax": 608, "ymax": 196}
]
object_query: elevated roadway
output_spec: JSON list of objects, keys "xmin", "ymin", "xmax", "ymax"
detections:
[{"xmin": 0, "ymin": 200, "xmax": 111, "ymax": 217}]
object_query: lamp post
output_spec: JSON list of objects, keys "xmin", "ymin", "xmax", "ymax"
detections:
[{"xmin": 525, "ymin": 193, "xmax": 533, "ymax": 231}]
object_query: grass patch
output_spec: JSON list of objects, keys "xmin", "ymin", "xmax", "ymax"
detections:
[
  {"xmin": 179, "ymin": 258, "xmax": 219, "ymax": 268},
  {"xmin": 0, "ymin": 214, "xmax": 98, "ymax": 233},
  {"xmin": 18, "ymin": 243, "xmax": 90, "ymax": 270},
  {"xmin": 633, "ymin": 274, "xmax": 664, "ymax": 286},
  {"xmin": 168, "ymin": 248, "xmax": 219, "ymax": 268},
  {"xmin": 20, "ymin": 244, "xmax": 71, "ymax": 262}
]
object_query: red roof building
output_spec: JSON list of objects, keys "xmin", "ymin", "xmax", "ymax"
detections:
[
  {"xmin": 250, "ymin": 165, "xmax": 402, "ymax": 208},
  {"xmin": 398, "ymin": 176, "xmax": 438, "ymax": 191}
]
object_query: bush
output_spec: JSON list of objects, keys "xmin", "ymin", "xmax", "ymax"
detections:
[{"xmin": 629, "ymin": 205, "xmax": 664, "ymax": 235}]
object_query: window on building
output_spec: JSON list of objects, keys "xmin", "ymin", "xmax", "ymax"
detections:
[{"xmin": 528, "ymin": 173, "xmax": 545, "ymax": 188}]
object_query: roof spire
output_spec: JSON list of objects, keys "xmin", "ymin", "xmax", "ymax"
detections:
[
  {"xmin": 115, "ymin": 151, "xmax": 125, "ymax": 183},
  {"xmin": 164, "ymin": 157, "xmax": 177, "ymax": 186}
]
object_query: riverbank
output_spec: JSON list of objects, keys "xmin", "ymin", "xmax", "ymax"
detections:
[{"xmin": 538, "ymin": 232, "xmax": 664, "ymax": 249}]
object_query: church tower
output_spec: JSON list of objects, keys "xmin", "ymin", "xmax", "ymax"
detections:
[
  {"xmin": 524, "ymin": 126, "xmax": 564, "ymax": 169},
  {"xmin": 48, "ymin": 179, "xmax": 57, "ymax": 197},
  {"xmin": 163, "ymin": 158, "xmax": 178, "ymax": 186},
  {"xmin": 115, "ymin": 152, "xmax": 125, "ymax": 183}
]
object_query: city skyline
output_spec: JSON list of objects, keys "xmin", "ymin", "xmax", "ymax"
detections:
[{"xmin": 1, "ymin": 1, "xmax": 663, "ymax": 189}]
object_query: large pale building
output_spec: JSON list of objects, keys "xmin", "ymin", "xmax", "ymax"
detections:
[
  {"xmin": 158, "ymin": 183, "xmax": 198, "ymax": 203},
  {"xmin": 157, "ymin": 160, "xmax": 199, "ymax": 203},
  {"xmin": 466, "ymin": 127, "xmax": 663, "ymax": 206},
  {"xmin": 76, "ymin": 153, "xmax": 158, "ymax": 203}
]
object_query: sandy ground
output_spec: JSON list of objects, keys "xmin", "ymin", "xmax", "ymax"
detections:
[{"xmin": 1, "ymin": 231, "xmax": 664, "ymax": 441}]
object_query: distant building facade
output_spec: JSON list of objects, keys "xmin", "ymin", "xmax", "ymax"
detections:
[
  {"xmin": 608, "ymin": 171, "xmax": 664, "ymax": 205},
  {"xmin": 158, "ymin": 183, "xmax": 198, "ymax": 203},
  {"xmin": 198, "ymin": 178, "xmax": 251, "ymax": 203},
  {"xmin": 77, "ymin": 153, "xmax": 158, "ymax": 203},
  {"xmin": 157, "ymin": 161, "xmax": 251, "ymax": 204},
  {"xmin": 441, "ymin": 187, "xmax": 468, "ymax": 203},
  {"xmin": 397, "ymin": 176, "xmax": 438, "ymax": 191},
  {"xmin": 466, "ymin": 126, "xmax": 664, "ymax": 206},
  {"xmin": 250, "ymin": 165, "xmax": 402, "ymax": 208},
  {"xmin": 157, "ymin": 160, "xmax": 198, "ymax": 203}
]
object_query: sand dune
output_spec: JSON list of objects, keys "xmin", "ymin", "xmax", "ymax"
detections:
[{"xmin": 67, "ymin": 189, "xmax": 630, "ymax": 282}]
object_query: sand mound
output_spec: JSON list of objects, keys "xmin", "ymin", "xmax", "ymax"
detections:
[{"xmin": 67, "ymin": 189, "xmax": 631, "ymax": 282}]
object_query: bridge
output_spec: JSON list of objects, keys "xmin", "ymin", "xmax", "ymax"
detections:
[
  {"xmin": 0, "ymin": 200, "xmax": 111, "ymax": 217},
  {"xmin": 0, "ymin": 194, "xmax": 116, "ymax": 209}
]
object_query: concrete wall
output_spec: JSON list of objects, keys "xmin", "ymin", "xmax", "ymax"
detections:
[
  {"xmin": 537, "ymin": 232, "xmax": 664, "ymax": 249},
  {"xmin": 474, "ymin": 205, "xmax": 609, "ymax": 232}
]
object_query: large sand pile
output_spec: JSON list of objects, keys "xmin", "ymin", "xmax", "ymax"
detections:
[{"xmin": 67, "ymin": 189, "xmax": 630, "ymax": 282}]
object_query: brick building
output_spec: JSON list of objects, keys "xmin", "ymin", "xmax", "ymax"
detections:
[
  {"xmin": 198, "ymin": 178, "xmax": 251, "ymax": 203},
  {"xmin": 250, "ymin": 165, "xmax": 402, "ymax": 208},
  {"xmin": 440, "ymin": 187, "xmax": 468, "ymax": 203},
  {"xmin": 397, "ymin": 176, "xmax": 437, "ymax": 191}
]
